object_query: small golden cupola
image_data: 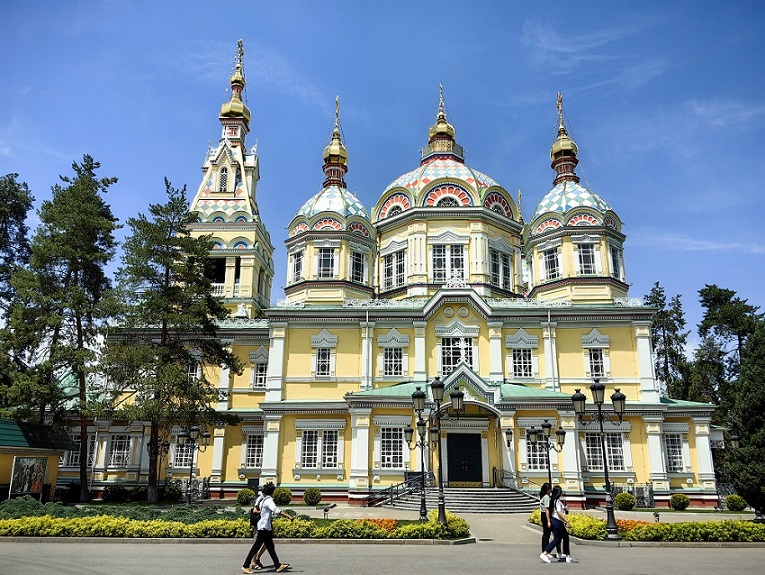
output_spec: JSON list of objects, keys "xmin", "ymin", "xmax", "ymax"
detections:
[
  {"xmin": 427, "ymin": 83, "xmax": 457, "ymax": 153},
  {"xmin": 550, "ymin": 92, "xmax": 580, "ymax": 185},
  {"xmin": 322, "ymin": 96, "xmax": 349, "ymax": 187},
  {"xmin": 219, "ymin": 39, "xmax": 252, "ymax": 141}
]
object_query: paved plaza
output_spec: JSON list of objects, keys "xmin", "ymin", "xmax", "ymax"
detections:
[{"xmin": 1, "ymin": 505, "xmax": 762, "ymax": 575}]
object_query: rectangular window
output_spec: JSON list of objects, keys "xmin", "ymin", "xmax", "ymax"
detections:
[
  {"xmin": 252, "ymin": 363, "xmax": 267, "ymax": 388},
  {"xmin": 578, "ymin": 244, "xmax": 596, "ymax": 275},
  {"xmin": 441, "ymin": 337, "xmax": 473, "ymax": 375},
  {"xmin": 383, "ymin": 348, "xmax": 403, "ymax": 376},
  {"xmin": 63, "ymin": 434, "xmax": 96, "ymax": 467},
  {"xmin": 513, "ymin": 349, "xmax": 533, "ymax": 378},
  {"xmin": 174, "ymin": 442, "xmax": 194, "ymax": 468},
  {"xmin": 301, "ymin": 430, "xmax": 319, "ymax": 468},
  {"xmin": 380, "ymin": 427, "xmax": 404, "ymax": 469},
  {"xmin": 433, "ymin": 245, "xmax": 464, "ymax": 283},
  {"xmin": 526, "ymin": 437, "xmax": 546, "ymax": 470},
  {"xmin": 316, "ymin": 348, "xmax": 331, "ymax": 377},
  {"xmin": 490, "ymin": 249, "xmax": 512, "ymax": 289},
  {"xmin": 108, "ymin": 435, "xmax": 131, "ymax": 467},
  {"xmin": 544, "ymin": 248, "xmax": 560, "ymax": 280},
  {"xmin": 245, "ymin": 434, "xmax": 264, "ymax": 468},
  {"xmin": 351, "ymin": 251, "xmax": 365, "ymax": 283},
  {"xmin": 610, "ymin": 246, "xmax": 622, "ymax": 280},
  {"xmin": 588, "ymin": 349, "xmax": 605, "ymax": 378},
  {"xmin": 318, "ymin": 248, "xmax": 335, "ymax": 278},
  {"xmin": 187, "ymin": 362, "xmax": 200, "ymax": 383},
  {"xmin": 585, "ymin": 433, "xmax": 625, "ymax": 471},
  {"xmin": 322, "ymin": 430, "xmax": 339, "ymax": 468},
  {"xmin": 383, "ymin": 251, "xmax": 406, "ymax": 290},
  {"xmin": 291, "ymin": 251, "xmax": 303, "ymax": 283},
  {"xmin": 664, "ymin": 434, "xmax": 684, "ymax": 473}
]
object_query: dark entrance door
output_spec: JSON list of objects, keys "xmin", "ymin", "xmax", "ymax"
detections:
[{"xmin": 446, "ymin": 433, "xmax": 482, "ymax": 485}]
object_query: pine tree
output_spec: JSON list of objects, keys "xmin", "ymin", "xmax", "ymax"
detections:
[
  {"xmin": 723, "ymin": 319, "xmax": 765, "ymax": 518},
  {"xmin": 644, "ymin": 282, "xmax": 689, "ymax": 398},
  {"xmin": 0, "ymin": 173, "xmax": 35, "ymax": 416},
  {"xmin": 102, "ymin": 179, "xmax": 242, "ymax": 503},
  {"xmin": 5, "ymin": 155, "xmax": 118, "ymax": 502}
]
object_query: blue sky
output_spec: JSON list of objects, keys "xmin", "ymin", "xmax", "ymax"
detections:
[{"xmin": 2, "ymin": 1, "xmax": 763, "ymax": 349}]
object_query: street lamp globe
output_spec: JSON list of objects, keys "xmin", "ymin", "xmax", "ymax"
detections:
[
  {"xmin": 611, "ymin": 388, "xmax": 626, "ymax": 417},
  {"xmin": 430, "ymin": 378, "xmax": 445, "ymax": 403},
  {"xmin": 571, "ymin": 389, "xmax": 587, "ymax": 415},
  {"xmin": 590, "ymin": 379, "xmax": 606, "ymax": 405}
]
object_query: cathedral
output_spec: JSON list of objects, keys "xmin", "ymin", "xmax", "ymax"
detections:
[{"xmin": 58, "ymin": 41, "xmax": 721, "ymax": 508}]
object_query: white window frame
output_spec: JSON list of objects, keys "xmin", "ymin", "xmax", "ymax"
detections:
[
  {"xmin": 543, "ymin": 247, "xmax": 560, "ymax": 280},
  {"xmin": 383, "ymin": 250, "xmax": 406, "ymax": 290},
  {"xmin": 577, "ymin": 243, "xmax": 597, "ymax": 275},
  {"xmin": 244, "ymin": 433, "xmax": 264, "ymax": 468},
  {"xmin": 173, "ymin": 441, "xmax": 194, "ymax": 468},
  {"xmin": 350, "ymin": 250, "xmax": 366, "ymax": 283},
  {"xmin": 291, "ymin": 250, "xmax": 304, "ymax": 283},
  {"xmin": 506, "ymin": 328, "xmax": 540, "ymax": 380},
  {"xmin": 525, "ymin": 435, "xmax": 546, "ymax": 470},
  {"xmin": 108, "ymin": 434, "xmax": 131, "ymax": 467},
  {"xmin": 249, "ymin": 347, "xmax": 269, "ymax": 389},
  {"xmin": 609, "ymin": 242, "xmax": 624, "ymax": 281},
  {"xmin": 380, "ymin": 427, "xmax": 405, "ymax": 469},
  {"xmin": 62, "ymin": 433, "xmax": 96, "ymax": 467},
  {"xmin": 218, "ymin": 167, "xmax": 228, "ymax": 193},
  {"xmin": 490, "ymin": 248, "xmax": 512, "ymax": 290},
  {"xmin": 372, "ymin": 416, "xmax": 411, "ymax": 471},
  {"xmin": 377, "ymin": 328, "xmax": 410, "ymax": 378},
  {"xmin": 311, "ymin": 329, "xmax": 338, "ymax": 378},
  {"xmin": 432, "ymin": 244, "xmax": 465, "ymax": 283},
  {"xmin": 588, "ymin": 348, "xmax": 605, "ymax": 378},
  {"xmin": 441, "ymin": 336, "xmax": 474, "ymax": 375},
  {"xmin": 513, "ymin": 349, "xmax": 533, "ymax": 378},
  {"xmin": 584, "ymin": 432, "xmax": 625, "ymax": 472},
  {"xmin": 581, "ymin": 329, "xmax": 611, "ymax": 379},
  {"xmin": 317, "ymin": 247, "xmax": 335, "ymax": 278},
  {"xmin": 294, "ymin": 419, "xmax": 346, "ymax": 471}
]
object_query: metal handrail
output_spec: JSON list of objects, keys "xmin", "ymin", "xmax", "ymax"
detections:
[
  {"xmin": 496, "ymin": 470, "xmax": 544, "ymax": 500},
  {"xmin": 368, "ymin": 471, "xmax": 436, "ymax": 507}
]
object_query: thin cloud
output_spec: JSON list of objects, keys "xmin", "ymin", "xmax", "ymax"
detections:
[
  {"xmin": 689, "ymin": 99, "xmax": 765, "ymax": 128},
  {"xmin": 630, "ymin": 232, "xmax": 765, "ymax": 254}
]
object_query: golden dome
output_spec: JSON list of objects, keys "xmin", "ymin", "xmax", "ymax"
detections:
[
  {"xmin": 428, "ymin": 84, "xmax": 455, "ymax": 140},
  {"xmin": 323, "ymin": 97, "xmax": 348, "ymax": 165},
  {"xmin": 550, "ymin": 91, "xmax": 578, "ymax": 160},
  {"xmin": 219, "ymin": 40, "xmax": 251, "ymax": 125}
]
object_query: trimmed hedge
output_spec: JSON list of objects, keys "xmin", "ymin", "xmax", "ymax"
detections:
[
  {"xmin": 272, "ymin": 487, "xmax": 292, "ymax": 506},
  {"xmin": 237, "ymin": 489, "xmax": 256, "ymax": 506},
  {"xmin": 670, "ymin": 493, "xmax": 691, "ymax": 511},
  {"xmin": 303, "ymin": 488, "xmax": 321, "ymax": 506},
  {"xmin": 528, "ymin": 509, "xmax": 765, "ymax": 542},
  {"xmin": 614, "ymin": 492, "xmax": 636, "ymax": 511},
  {"xmin": 726, "ymin": 494, "xmax": 747, "ymax": 512}
]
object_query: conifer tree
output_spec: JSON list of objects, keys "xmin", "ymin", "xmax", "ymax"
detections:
[
  {"xmin": 644, "ymin": 282, "xmax": 689, "ymax": 398},
  {"xmin": 723, "ymin": 319, "xmax": 765, "ymax": 519},
  {"xmin": 102, "ymin": 179, "xmax": 242, "ymax": 503},
  {"xmin": 5, "ymin": 155, "xmax": 118, "ymax": 502}
]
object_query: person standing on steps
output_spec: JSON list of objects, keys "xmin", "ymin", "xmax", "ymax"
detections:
[
  {"xmin": 539, "ymin": 483, "xmax": 562, "ymax": 561},
  {"xmin": 242, "ymin": 482, "xmax": 295, "ymax": 573},
  {"xmin": 540, "ymin": 486, "xmax": 578, "ymax": 564}
]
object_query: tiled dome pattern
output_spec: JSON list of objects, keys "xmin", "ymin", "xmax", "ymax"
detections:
[
  {"xmin": 297, "ymin": 186, "xmax": 370, "ymax": 220},
  {"xmin": 382, "ymin": 157, "xmax": 499, "ymax": 197},
  {"xmin": 531, "ymin": 181, "xmax": 612, "ymax": 222}
]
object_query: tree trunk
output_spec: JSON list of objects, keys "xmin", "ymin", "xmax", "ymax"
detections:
[
  {"xmin": 78, "ymin": 370, "xmax": 89, "ymax": 503},
  {"xmin": 147, "ymin": 421, "xmax": 160, "ymax": 504}
]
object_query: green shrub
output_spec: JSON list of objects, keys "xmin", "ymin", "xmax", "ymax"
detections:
[
  {"xmin": 272, "ymin": 487, "xmax": 292, "ymax": 506},
  {"xmin": 314, "ymin": 518, "xmax": 391, "ymax": 539},
  {"xmin": 670, "ymin": 493, "xmax": 690, "ymax": 511},
  {"xmin": 614, "ymin": 492, "xmax": 636, "ymax": 511},
  {"xmin": 158, "ymin": 484, "xmax": 182, "ymax": 503},
  {"xmin": 622, "ymin": 520, "xmax": 765, "ymax": 542},
  {"xmin": 425, "ymin": 509, "xmax": 470, "ymax": 538},
  {"xmin": 273, "ymin": 517, "xmax": 316, "ymax": 538},
  {"xmin": 237, "ymin": 488, "xmax": 256, "ymax": 506},
  {"xmin": 129, "ymin": 487, "xmax": 148, "ymax": 502},
  {"xmin": 303, "ymin": 488, "xmax": 322, "ymax": 506},
  {"xmin": 102, "ymin": 484, "xmax": 130, "ymax": 503},
  {"xmin": 726, "ymin": 494, "xmax": 747, "ymax": 512}
]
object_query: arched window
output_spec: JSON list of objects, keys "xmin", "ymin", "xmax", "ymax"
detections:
[
  {"xmin": 436, "ymin": 197, "xmax": 459, "ymax": 207},
  {"xmin": 388, "ymin": 205, "xmax": 403, "ymax": 217},
  {"xmin": 218, "ymin": 167, "xmax": 228, "ymax": 192}
]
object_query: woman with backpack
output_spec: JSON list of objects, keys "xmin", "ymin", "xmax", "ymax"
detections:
[
  {"xmin": 538, "ymin": 483, "xmax": 562, "ymax": 560},
  {"xmin": 540, "ymin": 486, "xmax": 578, "ymax": 563},
  {"xmin": 242, "ymin": 482, "xmax": 294, "ymax": 573}
]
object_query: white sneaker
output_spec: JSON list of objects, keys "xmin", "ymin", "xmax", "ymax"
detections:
[
  {"xmin": 566, "ymin": 557, "xmax": 579, "ymax": 563},
  {"xmin": 540, "ymin": 553, "xmax": 552, "ymax": 563}
]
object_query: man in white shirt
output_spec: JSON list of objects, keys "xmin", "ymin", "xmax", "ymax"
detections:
[{"xmin": 242, "ymin": 482, "xmax": 294, "ymax": 573}]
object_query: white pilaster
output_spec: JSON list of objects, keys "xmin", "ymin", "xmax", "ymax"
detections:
[
  {"xmin": 643, "ymin": 415, "xmax": 668, "ymax": 490},
  {"xmin": 210, "ymin": 425, "xmax": 226, "ymax": 482},
  {"xmin": 260, "ymin": 415, "xmax": 282, "ymax": 482},
  {"xmin": 349, "ymin": 408, "xmax": 372, "ymax": 492},
  {"xmin": 541, "ymin": 320, "xmax": 558, "ymax": 391},
  {"xmin": 692, "ymin": 417, "xmax": 717, "ymax": 489},
  {"xmin": 265, "ymin": 322, "xmax": 287, "ymax": 402},
  {"xmin": 561, "ymin": 415, "xmax": 582, "ymax": 492},
  {"xmin": 488, "ymin": 321, "xmax": 504, "ymax": 383},
  {"xmin": 360, "ymin": 321, "xmax": 374, "ymax": 391},
  {"xmin": 413, "ymin": 321, "xmax": 427, "ymax": 383},
  {"xmin": 634, "ymin": 321, "xmax": 660, "ymax": 403}
]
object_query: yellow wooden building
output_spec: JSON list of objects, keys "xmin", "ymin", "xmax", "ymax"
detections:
[{"xmin": 57, "ymin": 42, "xmax": 722, "ymax": 508}]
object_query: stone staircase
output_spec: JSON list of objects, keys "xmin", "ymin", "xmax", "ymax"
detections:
[{"xmin": 381, "ymin": 486, "xmax": 539, "ymax": 514}]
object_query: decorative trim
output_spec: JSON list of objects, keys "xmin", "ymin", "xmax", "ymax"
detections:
[
  {"xmin": 376, "ymin": 328, "xmax": 410, "ymax": 348},
  {"xmin": 294, "ymin": 419, "xmax": 347, "ymax": 430},
  {"xmin": 505, "ymin": 328, "xmax": 539, "ymax": 349},
  {"xmin": 581, "ymin": 328, "xmax": 610, "ymax": 348},
  {"xmin": 311, "ymin": 328, "xmax": 338, "ymax": 348}
]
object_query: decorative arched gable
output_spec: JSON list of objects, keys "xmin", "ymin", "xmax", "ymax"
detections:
[
  {"xmin": 378, "ymin": 192, "xmax": 412, "ymax": 220},
  {"xmin": 423, "ymin": 184, "xmax": 474, "ymax": 207},
  {"xmin": 484, "ymin": 191, "xmax": 513, "ymax": 218},
  {"xmin": 312, "ymin": 218, "xmax": 343, "ymax": 231}
]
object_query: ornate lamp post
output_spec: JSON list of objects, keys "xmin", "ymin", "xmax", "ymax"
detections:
[
  {"xmin": 529, "ymin": 420, "xmax": 566, "ymax": 486},
  {"xmin": 176, "ymin": 425, "xmax": 211, "ymax": 505},
  {"xmin": 571, "ymin": 379, "xmax": 626, "ymax": 540},
  {"xmin": 405, "ymin": 386, "xmax": 429, "ymax": 521},
  {"xmin": 429, "ymin": 377, "xmax": 464, "ymax": 526}
]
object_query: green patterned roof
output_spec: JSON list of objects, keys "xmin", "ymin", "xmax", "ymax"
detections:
[
  {"xmin": 0, "ymin": 419, "xmax": 76, "ymax": 451},
  {"xmin": 499, "ymin": 383, "xmax": 571, "ymax": 399},
  {"xmin": 347, "ymin": 381, "xmax": 419, "ymax": 397}
]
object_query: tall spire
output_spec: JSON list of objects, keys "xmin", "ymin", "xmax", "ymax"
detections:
[
  {"xmin": 424, "ymin": 83, "xmax": 462, "ymax": 163},
  {"xmin": 322, "ymin": 95, "xmax": 348, "ymax": 187},
  {"xmin": 220, "ymin": 39, "xmax": 251, "ymax": 130},
  {"xmin": 550, "ymin": 91, "xmax": 579, "ymax": 185}
]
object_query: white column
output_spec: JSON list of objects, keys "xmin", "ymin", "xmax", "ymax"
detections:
[
  {"xmin": 634, "ymin": 321, "xmax": 660, "ymax": 402},
  {"xmin": 643, "ymin": 415, "xmax": 668, "ymax": 491},
  {"xmin": 692, "ymin": 417, "xmax": 717, "ymax": 489},
  {"xmin": 561, "ymin": 415, "xmax": 582, "ymax": 493},
  {"xmin": 265, "ymin": 322, "xmax": 287, "ymax": 402},
  {"xmin": 541, "ymin": 320, "xmax": 558, "ymax": 391},
  {"xmin": 501, "ymin": 413, "xmax": 517, "ymax": 476},
  {"xmin": 216, "ymin": 342, "xmax": 232, "ymax": 412},
  {"xmin": 349, "ymin": 408, "xmax": 372, "ymax": 497},
  {"xmin": 210, "ymin": 425, "xmax": 226, "ymax": 482},
  {"xmin": 360, "ymin": 321, "xmax": 374, "ymax": 391},
  {"xmin": 413, "ymin": 321, "xmax": 427, "ymax": 383},
  {"xmin": 260, "ymin": 415, "xmax": 282, "ymax": 483},
  {"xmin": 488, "ymin": 321, "xmax": 504, "ymax": 383}
]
